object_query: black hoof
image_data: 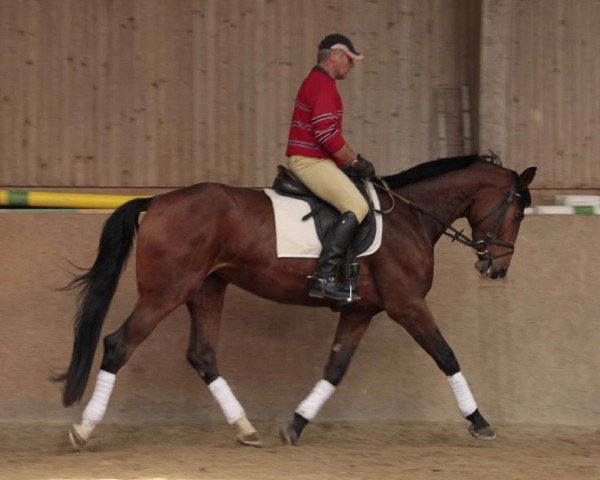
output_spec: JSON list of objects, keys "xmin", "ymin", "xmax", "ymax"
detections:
[
  {"xmin": 468, "ymin": 424, "xmax": 496, "ymax": 440},
  {"xmin": 279, "ymin": 424, "xmax": 298, "ymax": 446}
]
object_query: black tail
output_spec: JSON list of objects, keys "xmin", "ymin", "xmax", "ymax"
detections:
[{"xmin": 55, "ymin": 197, "xmax": 152, "ymax": 407}]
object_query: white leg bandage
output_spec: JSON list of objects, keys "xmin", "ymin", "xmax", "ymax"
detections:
[
  {"xmin": 208, "ymin": 377, "xmax": 245, "ymax": 424},
  {"xmin": 447, "ymin": 372, "xmax": 477, "ymax": 417},
  {"xmin": 295, "ymin": 379, "xmax": 336, "ymax": 421},
  {"xmin": 82, "ymin": 370, "xmax": 116, "ymax": 424}
]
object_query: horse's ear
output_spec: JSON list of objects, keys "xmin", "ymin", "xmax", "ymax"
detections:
[{"xmin": 518, "ymin": 167, "xmax": 537, "ymax": 190}]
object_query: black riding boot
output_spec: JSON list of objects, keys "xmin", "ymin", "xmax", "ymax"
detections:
[{"xmin": 309, "ymin": 211, "xmax": 361, "ymax": 302}]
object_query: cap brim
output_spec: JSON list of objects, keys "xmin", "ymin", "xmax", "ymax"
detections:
[{"xmin": 329, "ymin": 43, "xmax": 365, "ymax": 61}]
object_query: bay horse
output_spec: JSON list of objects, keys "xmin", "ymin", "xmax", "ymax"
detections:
[{"xmin": 56, "ymin": 155, "xmax": 536, "ymax": 450}]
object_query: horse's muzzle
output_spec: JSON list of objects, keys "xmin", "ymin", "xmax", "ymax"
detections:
[
  {"xmin": 474, "ymin": 257, "xmax": 507, "ymax": 279},
  {"xmin": 474, "ymin": 257, "xmax": 491, "ymax": 274}
]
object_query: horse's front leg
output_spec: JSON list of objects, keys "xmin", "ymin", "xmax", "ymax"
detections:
[
  {"xmin": 388, "ymin": 299, "xmax": 495, "ymax": 440},
  {"xmin": 280, "ymin": 310, "xmax": 373, "ymax": 445}
]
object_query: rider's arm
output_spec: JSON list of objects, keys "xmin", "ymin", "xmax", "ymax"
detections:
[
  {"xmin": 335, "ymin": 144, "xmax": 376, "ymax": 178},
  {"xmin": 310, "ymin": 83, "xmax": 360, "ymax": 167},
  {"xmin": 332, "ymin": 143, "xmax": 359, "ymax": 167}
]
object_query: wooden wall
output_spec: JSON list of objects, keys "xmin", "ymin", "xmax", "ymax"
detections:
[
  {"xmin": 2, "ymin": 0, "xmax": 598, "ymax": 190},
  {"xmin": 2, "ymin": 212, "xmax": 600, "ymax": 425},
  {"xmin": 479, "ymin": 0, "xmax": 600, "ymax": 188},
  {"xmin": 0, "ymin": 0, "xmax": 479, "ymax": 188}
]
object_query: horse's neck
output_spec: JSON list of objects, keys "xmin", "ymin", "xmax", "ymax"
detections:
[{"xmin": 404, "ymin": 169, "xmax": 488, "ymax": 243}]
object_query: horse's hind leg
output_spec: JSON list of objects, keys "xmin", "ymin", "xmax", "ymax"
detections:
[
  {"xmin": 185, "ymin": 275, "xmax": 261, "ymax": 447},
  {"xmin": 388, "ymin": 300, "xmax": 495, "ymax": 440},
  {"xmin": 280, "ymin": 310, "xmax": 373, "ymax": 445},
  {"xmin": 69, "ymin": 301, "xmax": 175, "ymax": 450}
]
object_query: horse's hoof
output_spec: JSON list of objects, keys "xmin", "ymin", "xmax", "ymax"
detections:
[
  {"xmin": 237, "ymin": 432, "xmax": 263, "ymax": 447},
  {"xmin": 68, "ymin": 425, "xmax": 87, "ymax": 451},
  {"xmin": 279, "ymin": 424, "xmax": 298, "ymax": 446},
  {"xmin": 468, "ymin": 424, "xmax": 496, "ymax": 441}
]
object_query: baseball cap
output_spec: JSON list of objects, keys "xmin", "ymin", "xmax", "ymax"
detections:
[{"xmin": 318, "ymin": 33, "xmax": 365, "ymax": 61}]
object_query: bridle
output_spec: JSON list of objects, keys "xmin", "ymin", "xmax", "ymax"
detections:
[
  {"xmin": 465, "ymin": 178, "xmax": 519, "ymax": 262},
  {"xmin": 372, "ymin": 175, "xmax": 520, "ymax": 263}
]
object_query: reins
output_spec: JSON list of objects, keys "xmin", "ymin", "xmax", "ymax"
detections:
[{"xmin": 370, "ymin": 175, "xmax": 516, "ymax": 256}]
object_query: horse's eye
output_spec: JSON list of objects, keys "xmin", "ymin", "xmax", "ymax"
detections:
[{"xmin": 513, "ymin": 212, "xmax": 524, "ymax": 222}]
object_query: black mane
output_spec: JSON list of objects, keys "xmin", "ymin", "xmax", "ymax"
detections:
[{"xmin": 382, "ymin": 155, "xmax": 494, "ymax": 189}]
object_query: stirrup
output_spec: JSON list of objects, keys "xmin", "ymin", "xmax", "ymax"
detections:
[{"xmin": 308, "ymin": 276, "xmax": 361, "ymax": 302}]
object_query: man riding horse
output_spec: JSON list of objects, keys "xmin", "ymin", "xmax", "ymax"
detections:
[{"xmin": 286, "ymin": 33, "xmax": 376, "ymax": 303}]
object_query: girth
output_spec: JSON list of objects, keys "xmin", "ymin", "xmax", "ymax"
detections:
[{"xmin": 272, "ymin": 165, "xmax": 377, "ymax": 257}]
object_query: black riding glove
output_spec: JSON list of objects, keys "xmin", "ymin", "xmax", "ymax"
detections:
[{"xmin": 351, "ymin": 154, "xmax": 376, "ymax": 179}]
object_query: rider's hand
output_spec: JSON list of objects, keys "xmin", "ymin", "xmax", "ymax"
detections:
[{"xmin": 351, "ymin": 154, "xmax": 376, "ymax": 179}]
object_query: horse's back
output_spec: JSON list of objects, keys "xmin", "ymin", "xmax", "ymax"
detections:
[
  {"xmin": 137, "ymin": 182, "xmax": 275, "ymax": 273},
  {"xmin": 147, "ymin": 182, "xmax": 267, "ymax": 214}
]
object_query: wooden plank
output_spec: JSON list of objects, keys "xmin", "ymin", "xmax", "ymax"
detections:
[{"xmin": 8, "ymin": 0, "xmax": 599, "ymax": 188}]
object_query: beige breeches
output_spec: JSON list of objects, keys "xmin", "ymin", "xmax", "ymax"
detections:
[{"xmin": 287, "ymin": 155, "xmax": 369, "ymax": 222}]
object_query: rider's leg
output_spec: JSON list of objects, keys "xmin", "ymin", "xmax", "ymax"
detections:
[
  {"xmin": 309, "ymin": 211, "xmax": 361, "ymax": 300},
  {"xmin": 288, "ymin": 156, "xmax": 368, "ymax": 301},
  {"xmin": 287, "ymin": 156, "xmax": 369, "ymax": 220}
]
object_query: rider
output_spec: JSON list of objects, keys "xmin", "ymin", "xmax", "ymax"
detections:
[{"xmin": 286, "ymin": 33, "xmax": 376, "ymax": 302}]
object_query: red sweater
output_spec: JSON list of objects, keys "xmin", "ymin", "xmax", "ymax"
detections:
[{"xmin": 286, "ymin": 67, "xmax": 347, "ymax": 167}]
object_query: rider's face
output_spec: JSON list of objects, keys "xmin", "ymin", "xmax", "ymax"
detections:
[{"xmin": 331, "ymin": 50, "xmax": 354, "ymax": 79}]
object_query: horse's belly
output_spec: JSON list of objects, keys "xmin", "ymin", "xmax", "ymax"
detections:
[{"xmin": 218, "ymin": 260, "xmax": 323, "ymax": 306}]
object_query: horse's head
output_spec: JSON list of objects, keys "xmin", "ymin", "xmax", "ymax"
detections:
[{"xmin": 467, "ymin": 166, "xmax": 537, "ymax": 279}]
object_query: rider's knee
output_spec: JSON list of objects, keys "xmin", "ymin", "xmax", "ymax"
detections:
[{"xmin": 347, "ymin": 199, "xmax": 369, "ymax": 223}]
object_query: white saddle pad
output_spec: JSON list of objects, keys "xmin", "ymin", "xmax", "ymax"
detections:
[{"xmin": 264, "ymin": 182, "xmax": 383, "ymax": 258}]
